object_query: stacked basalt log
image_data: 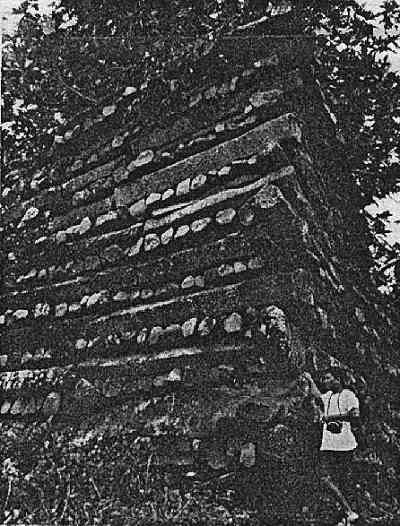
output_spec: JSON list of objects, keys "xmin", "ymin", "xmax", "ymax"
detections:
[{"xmin": 0, "ymin": 28, "xmax": 392, "ymax": 451}]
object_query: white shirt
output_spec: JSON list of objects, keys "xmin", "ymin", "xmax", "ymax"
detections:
[{"xmin": 320, "ymin": 389, "xmax": 359, "ymax": 451}]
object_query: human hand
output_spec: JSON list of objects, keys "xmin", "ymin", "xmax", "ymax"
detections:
[{"xmin": 301, "ymin": 372, "xmax": 313, "ymax": 384}]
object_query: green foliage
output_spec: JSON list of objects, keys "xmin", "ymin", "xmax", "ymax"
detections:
[
  {"xmin": 0, "ymin": 414, "xmax": 261, "ymax": 525},
  {"xmin": 2, "ymin": 1, "xmax": 399, "ymax": 176},
  {"xmin": 298, "ymin": 1, "xmax": 400, "ymax": 290},
  {"xmin": 0, "ymin": 399, "xmax": 399, "ymax": 525}
]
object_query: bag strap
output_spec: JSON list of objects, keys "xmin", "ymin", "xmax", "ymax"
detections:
[{"xmin": 327, "ymin": 392, "xmax": 342, "ymax": 416}]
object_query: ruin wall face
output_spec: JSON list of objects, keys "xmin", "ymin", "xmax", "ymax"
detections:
[{"xmin": 0, "ymin": 35, "xmax": 385, "ymax": 470}]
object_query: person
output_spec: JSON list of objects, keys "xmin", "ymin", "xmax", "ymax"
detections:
[{"xmin": 302, "ymin": 368, "xmax": 360, "ymax": 524}]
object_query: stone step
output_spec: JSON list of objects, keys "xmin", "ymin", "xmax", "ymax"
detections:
[
  {"xmin": 1, "ymin": 63, "xmax": 302, "ymax": 232},
  {"xmin": 3, "ymin": 154, "xmax": 291, "ymax": 283},
  {"xmin": 1, "ymin": 268, "xmax": 313, "ymax": 370},
  {"xmin": 0, "ymin": 213, "xmax": 302, "ymax": 320}
]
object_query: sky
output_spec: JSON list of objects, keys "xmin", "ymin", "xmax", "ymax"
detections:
[
  {"xmin": 0, "ymin": 0, "xmax": 52, "ymax": 33},
  {"xmin": 1, "ymin": 0, "xmax": 399, "ymax": 247}
]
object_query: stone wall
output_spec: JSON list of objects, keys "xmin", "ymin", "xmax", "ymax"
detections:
[{"xmin": 0, "ymin": 32, "xmax": 385, "ymax": 438}]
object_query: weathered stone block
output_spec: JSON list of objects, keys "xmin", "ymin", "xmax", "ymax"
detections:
[
  {"xmin": 182, "ymin": 318, "xmax": 198, "ymax": 338},
  {"xmin": 161, "ymin": 228, "xmax": 174, "ymax": 245},
  {"xmin": 127, "ymin": 149, "xmax": 154, "ymax": 171},
  {"xmin": 144, "ymin": 233, "xmax": 160, "ymax": 251},
  {"xmin": 216, "ymin": 208, "xmax": 236, "ymax": 225},
  {"xmin": 198, "ymin": 317, "xmax": 217, "ymax": 336},
  {"xmin": 174, "ymin": 225, "xmax": 190, "ymax": 238},
  {"xmin": 176, "ymin": 178, "xmax": 191, "ymax": 197},
  {"xmin": 224, "ymin": 312, "xmax": 243, "ymax": 333},
  {"xmin": 129, "ymin": 199, "xmax": 146, "ymax": 218}
]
